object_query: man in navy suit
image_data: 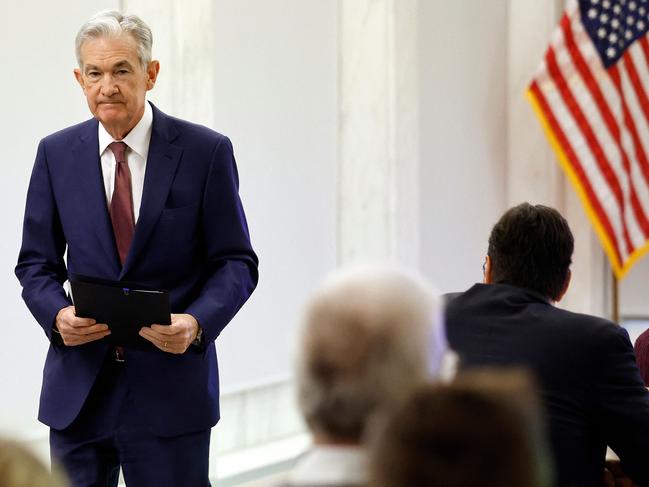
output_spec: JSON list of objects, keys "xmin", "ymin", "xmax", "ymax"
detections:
[
  {"xmin": 446, "ymin": 203, "xmax": 649, "ymax": 487},
  {"xmin": 15, "ymin": 10, "xmax": 258, "ymax": 486}
]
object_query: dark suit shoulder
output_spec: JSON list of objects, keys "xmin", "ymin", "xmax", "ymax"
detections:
[
  {"xmin": 551, "ymin": 306, "xmax": 629, "ymax": 349},
  {"xmin": 446, "ymin": 283, "xmax": 622, "ymax": 350},
  {"xmin": 448, "ymin": 283, "xmax": 614, "ymax": 327},
  {"xmin": 441, "ymin": 291, "xmax": 462, "ymax": 306},
  {"xmin": 551, "ymin": 305, "xmax": 617, "ymax": 331},
  {"xmin": 40, "ymin": 118, "xmax": 96, "ymax": 148},
  {"xmin": 34, "ymin": 119, "xmax": 97, "ymax": 173}
]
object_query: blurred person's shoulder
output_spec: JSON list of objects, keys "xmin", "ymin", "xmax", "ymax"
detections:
[{"xmin": 442, "ymin": 291, "xmax": 463, "ymax": 306}]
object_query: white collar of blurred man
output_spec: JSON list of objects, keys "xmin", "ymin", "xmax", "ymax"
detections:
[
  {"xmin": 74, "ymin": 33, "xmax": 159, "ymax": 141},
  {"xmin": 287, "ymin": 445, "xmax": 367, "ymax": 486}
]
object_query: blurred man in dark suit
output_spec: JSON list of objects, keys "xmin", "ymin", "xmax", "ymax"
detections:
[{"xmin": 446, "ymin": 203, "xmax": 649, "ymax": 487}]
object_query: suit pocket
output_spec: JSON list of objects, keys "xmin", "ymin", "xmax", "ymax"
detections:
[{"xmin": 159, "ymin": 203, "xmax": 200, "ymax": 220}]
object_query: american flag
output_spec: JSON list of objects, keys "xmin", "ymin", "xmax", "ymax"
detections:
[{"xmin": 528, "ymin": 0, "xmax": 649, "ymax": 278}]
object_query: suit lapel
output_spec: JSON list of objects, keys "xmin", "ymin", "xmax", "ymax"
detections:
[
  {"xmin": 120, "ymin": 105, "xmax": 182, "ymax": 278},
  {"xmin": 71, "ymin": 123, "xmax": 122, "ymax": 271}
]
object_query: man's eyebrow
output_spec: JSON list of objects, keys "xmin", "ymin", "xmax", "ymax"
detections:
[{"xmin": 83, "ymin": 60, "xmax": 134, "ymax": 72}]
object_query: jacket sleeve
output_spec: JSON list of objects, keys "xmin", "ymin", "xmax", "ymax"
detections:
[
  {"xmin": 594, "ymin": 323, "xmax": 649, "ymax": 485},
  {"xmin": 15, "ymin": 140, "xmax": 72, "ymax": 341},
  {"xmin": 184, "ymin": 136, "xmax": 258, "ymax": 346}
]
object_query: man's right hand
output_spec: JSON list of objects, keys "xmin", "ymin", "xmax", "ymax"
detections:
[{"xmin": 55, "ymin": 306, "xmax": 110, "ymax": 346}]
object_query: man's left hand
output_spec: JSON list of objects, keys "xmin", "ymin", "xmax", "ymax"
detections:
[{"xmin": 139, "ymin": 314, "xmax": 200, "ymax": 354}]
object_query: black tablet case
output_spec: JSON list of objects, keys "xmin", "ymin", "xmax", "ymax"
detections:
[{"xmin": 70, "ymin": 274, "xmax": 170, "ymax": 346}]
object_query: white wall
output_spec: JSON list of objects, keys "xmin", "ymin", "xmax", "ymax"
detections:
[
  {"xmin": 418, "ymin": 0, "xmax": 509, "ymax": 293},
  {"xmin": 0, "ymin": 0, "xmax": 118, "ymax": 439},
  {"xmin": 209, "ymin": 0, "xmax": 338, "ymax": 390}
]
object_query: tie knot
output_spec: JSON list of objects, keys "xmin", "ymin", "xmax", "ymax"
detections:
[{"xmin": 109, "ymin": 142, "xmax": 128, "ymax": 164}]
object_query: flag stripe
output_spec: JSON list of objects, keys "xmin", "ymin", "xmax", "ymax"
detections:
[
  {"xmin": 609, "ymin": 65, "xmax": 649, "ymax": 239},
  {"xmin": 638, "ymin": 36, "xmax": 649, "ymax": 80},
  {"xmin": 559, "ymin": 22, "xmax": 647, "ymax": 250},
  {"xmin": 620, "ymin": 49, "xmax": 649, "ymax": 182},
  {"xmin": 529, "ymin": 80, "xmax": 624, "ymax": 266},
  {"xmin": 623, "ymin": 47, "xmax": 649, "ymax": 132},
  {"xmin": 569, "ymin": 15, "xmax": 649, "ymax": 246},
  {"xmin": 545, "ymin": 43, "xmax": 635, "ymax": 254},
  {"xmin": 536, "ymin": 73, "xmax": 630, "ymax": 262},
  {"xmin": 620, "ymin": 48, "xmax": 649, "ymax": 202},
  {"xmin": 528, "ymin": 0, "xmax": 649, "ymax": 277},
  {"xmin": 549, "ymin": 48, "xmax": 645, "ymax": 251},
  {"xmin": 561, "ymin": 15, "xmax": 649, "ymax": 246}
]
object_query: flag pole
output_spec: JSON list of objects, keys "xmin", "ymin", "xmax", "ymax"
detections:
[{"xmin": 612, "ymin": 269, "xmax": 619, "ymax": 324}]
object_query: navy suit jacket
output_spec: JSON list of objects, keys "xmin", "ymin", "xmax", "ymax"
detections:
[
  {"xmin": 16, "ymin": 103, "xmax": 258, "ymax": 437},
  {"xmin": 446, "ymin": 283, "xmax": 649, "ymax": 487}
]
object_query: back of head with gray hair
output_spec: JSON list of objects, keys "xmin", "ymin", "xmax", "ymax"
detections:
[
  {"xmin": 75, "ymin": 10, "xmax": 153, "ymax": 68},
  {"xmin": 297, "ymin": 265, "xmax": 447, "ymax": 442}
]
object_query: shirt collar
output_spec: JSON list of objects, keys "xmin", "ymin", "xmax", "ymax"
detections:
[
  {"xmin": 98, "ymin": 101, "xmax": 153, "ymax": 159},
  {"xmin": 288, "ymin": 445, "xmax": 367, "ymax": 485}
]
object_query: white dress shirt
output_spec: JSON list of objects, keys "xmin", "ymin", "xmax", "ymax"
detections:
[
  {"xmin": 97, "ymin": 101, "xmax": 153, "ymax": 222},
  {"xmin": 286, "ymin": 445, "xmax": 367, "ymax": 486}
]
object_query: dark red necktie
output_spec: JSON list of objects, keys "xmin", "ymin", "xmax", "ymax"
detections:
[{"xmin": 108, "ymin": 142, "xmax": 135, "ymax": 265}]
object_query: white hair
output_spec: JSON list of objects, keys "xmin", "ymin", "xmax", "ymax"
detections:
[
  {"xmin": 75, "ymin": 10, "xmax": 153, "ymax": 68},
  {"xmin": 297, "ymin": 265, "xmax": 448, "ymax": 441}
]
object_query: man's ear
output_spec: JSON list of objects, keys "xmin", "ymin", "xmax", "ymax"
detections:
[
  {"xmin": 74, "ymin": 68, "xmax": 85, "ymax": 91},
  {"xmin": 555, "ymin": 269, "xmax": 571, "ymax": 302},
  {"xmin": 146, "ymin": 60, "xmax": 160, "ymax": 90},
  {"xmin": 483, "ymin": 255, "xmax": 493, "ymax": 284}
]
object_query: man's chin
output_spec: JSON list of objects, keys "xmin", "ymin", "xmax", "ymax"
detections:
[
  {"xmin": 94, "ymin": 110, "xmax": 127, "ymax": 126},
  {"xmin": 96, "ymin": 105, "xmax": 124, "ymax": 116},
  {"xmin": 94, "ymin": 113, "xmax": 133, "ymax": 138}
]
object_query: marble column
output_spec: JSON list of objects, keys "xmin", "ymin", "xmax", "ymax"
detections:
[
  {"xmin": 337, "ymin": 0, "xmax": 420, "ymax": 267},
  {"xmin": 507, "ymin": 0, "xmax": 609, "ymax": 317}
]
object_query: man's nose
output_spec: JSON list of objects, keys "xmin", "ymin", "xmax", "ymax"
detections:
[{"xmin": 99, "ymin": 75, "xmax": 118, "ymax": 96}]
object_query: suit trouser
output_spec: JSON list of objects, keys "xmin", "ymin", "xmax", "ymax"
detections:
[{"xmin": 50, "ymin": 353, "xmax": 211, "ymax": 487}]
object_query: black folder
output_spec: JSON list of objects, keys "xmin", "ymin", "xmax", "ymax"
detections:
[{"xmin": 69, "ymin": 274, "xmax": 171, "ymax": 346}]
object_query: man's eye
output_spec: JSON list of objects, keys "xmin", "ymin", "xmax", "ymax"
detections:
[
  {"xmin": 116, "ymin": 69, "xmax": 129, "ymax": 75},
  {"xmin": 87, "ymin": 71, "xmax": 100, "ymax": 78}
]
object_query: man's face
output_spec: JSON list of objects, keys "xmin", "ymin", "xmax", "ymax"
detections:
[{"xmin": 74, "ymin": 34, "xmax": 159, "ymax": 139}]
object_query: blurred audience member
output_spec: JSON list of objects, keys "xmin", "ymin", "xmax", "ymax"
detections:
[
  {"xmin": 634, "ymin": 328, "xmax": 649, "ymax": 387},
  {"xmin": 446, "ymin": 203, "xmax": 649, "ymax": 487},
  {"xmin": 0, "ymin": 438, "xmax": 66, "ymax": 487},
  {"xmin": 281, "ymin": 266, "xmax": 448, "ymax": 487},
  {"xmin": 368, "ymin": 369, "xmax": 552, "ymax": 487}
]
